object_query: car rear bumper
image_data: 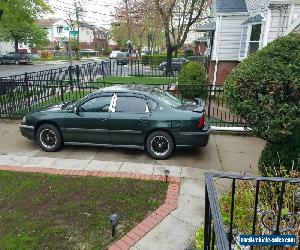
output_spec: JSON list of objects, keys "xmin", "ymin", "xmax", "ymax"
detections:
[
  {"xmin": 176, "ymin": 128, "xmax": 211, "ymax": 147},
  {"xmin": 20, "ymin": 124, "xmax": 35, "ymax": 140}
]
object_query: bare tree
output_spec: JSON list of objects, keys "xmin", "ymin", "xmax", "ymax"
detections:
[
  {"xmin": 111, "ymin": 0, "xmax": 164, "ymax": 55},
  {"xmin": 154, "ymin": 0, "xmax": 211, "ymax": 74}
]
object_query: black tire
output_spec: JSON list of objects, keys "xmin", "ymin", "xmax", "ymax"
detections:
[
  {"xmin": 36, "ymin": 124, "xmax": 62, "ymax": 152},
  {"xmin": 146, "ymin": 131, "xmax": 174, "ymax": 160}
]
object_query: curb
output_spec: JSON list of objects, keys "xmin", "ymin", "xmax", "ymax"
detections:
[{"xmin": 0, "ymin": 165, "xmax": 180, "ymax": 250}]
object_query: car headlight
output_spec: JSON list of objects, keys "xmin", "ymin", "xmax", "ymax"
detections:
[{"xmin": 22, "ymin": 116, "xmax": 26, "ymax": 124}]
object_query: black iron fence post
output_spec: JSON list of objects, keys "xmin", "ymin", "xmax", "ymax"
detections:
[
  {"xmin": 76, "ymin": 65, "xmax": 80, "ymax": 86},
  {"xmin": 89, "ymin": 63, "xmax": 92, "ymax": 82},
  {"xmin": 204, "ymin": 185, "xmax": 211, "ymax": 250},
  {"xmin": 25, "ymin": 73, "xmax": 31, "ymax": 110},
  {"xmin": 208, "ymin": 84, "xmax": 213, "ymax": 119},
  {"xmin": 109, "ymin": 60, "xmax": 112, "ymax": 76},
  {"xmin": 68, "ymin": 66, "xmax": 73, "ymax": 91}
]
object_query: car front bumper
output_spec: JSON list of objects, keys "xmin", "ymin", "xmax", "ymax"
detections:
[{"xmin": 19, "ymin": 124, "xmax": 35, "ymax": 140}]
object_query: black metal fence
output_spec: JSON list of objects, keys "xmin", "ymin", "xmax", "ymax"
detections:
[
  {"xmin": 0, "ymin": 60, "xmax": 246, "ymax": 127},
  {"xmin": 204, "ymin": 172, "xmax": 300, "ymax": 249}
]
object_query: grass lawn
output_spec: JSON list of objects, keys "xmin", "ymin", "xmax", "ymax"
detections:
[
  {"xmin": 0, "ymin": 171, "xmax": 168, "ymax": 249},
  {"xmin": 96, "ymin": 76, "xmax": 175, "ymax": 85}
]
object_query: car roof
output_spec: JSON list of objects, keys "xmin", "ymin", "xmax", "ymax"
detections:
[{"xmin": 98, "ymin": 84, "xmax": 157, "ymax": 95}]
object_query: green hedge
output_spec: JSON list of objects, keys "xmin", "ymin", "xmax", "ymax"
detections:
[
  {"xmin": 258, "ymin": 127, "xmax": 300, "ymax": 175},
  {"xmin": 178, "ymin": 61, "xmax": 208, "ymax": 99},
  {"xmin": 224, "ymin": 33, "xmax": 300, "ymax": 143}
]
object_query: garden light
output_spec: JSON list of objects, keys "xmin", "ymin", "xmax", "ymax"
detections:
[
  {"xmin": 164, "ymin": 169, "xmax": 170, "ymax": 183},
  {"xmin": 109, "ymin": 213, "xmax": 120, "ymax": 237}
]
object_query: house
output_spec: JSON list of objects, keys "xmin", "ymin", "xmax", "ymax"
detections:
[
  {"xmin": 38, "ymin": 18, "xmax": 108, "ymax": 52},
  {"xmin": 197, "ymin": 0, "xmax": 300, "ymax": 84},
  {"xmin": 38, "ymin": 18, "xmax": 70, "ymax": 50},
  {"xmin": 77, "ymin": 22, "xmax": 108, "ymax": 51}
]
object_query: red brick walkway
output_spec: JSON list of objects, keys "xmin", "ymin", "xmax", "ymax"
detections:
[{"xmin": 0, "ymin": 165, "xmax": 180, "ymax": 250}]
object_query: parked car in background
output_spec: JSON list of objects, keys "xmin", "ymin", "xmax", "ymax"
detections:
[
  {"xmin": 82, "ymin": 49, "xmax": 95, "ymax": 52},
  {"xmin": 109, "ymin": 50, "xmax": 121, "ymax": 59},
  {"xmin": 127, "ymin": 53, "xmax": 138, "ymax": 61},
  {"xmin": 20, "ymin": 85, "xmax": 210, "ymax": 160},
  {"xmin": 28, "ymin": 53, "xmax": 41, "ymax": 61},
  {"xmin": 116, "ymin": 52, "xmax": 128, "ymax": 65},
  {"xmin": 0, "ymin": 52, "xmax": 31, "ymax": 65},
  {"xmin": 159, "ymin": 58, "xmax": 189, "ymax": 71}
]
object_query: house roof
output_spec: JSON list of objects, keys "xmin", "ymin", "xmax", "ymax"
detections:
[
  {"xmin": 196, "ymin": 22, "xmax": 216, "ymax": 32},
  {"xmin": 38, "ymin": 18, "xmax": 61, "ymax": 28},
  {"xmin": 216, "ymin": 0, "xmax": 248, "ymax": 13},
  {"xmin": 241, "ymin": 14, "xmax": 264, "ymax": 25}
]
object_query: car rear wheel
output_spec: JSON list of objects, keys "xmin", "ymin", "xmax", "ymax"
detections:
[
  {"xmin": 37, "ymin": 124, "xmax": 62, "ymax": 152},
  {"xmin": 146, "ymin": 131, "xmax": 174, "ymax": 160}
]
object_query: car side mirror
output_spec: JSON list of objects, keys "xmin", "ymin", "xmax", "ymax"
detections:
[{"xmin": 74, "ymin": 106, "xmax": 79, "ymax": 115}]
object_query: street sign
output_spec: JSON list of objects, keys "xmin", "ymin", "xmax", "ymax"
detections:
[{"xmin": 70, "ymin": 30, "xmax": 79, "ymax": 36}]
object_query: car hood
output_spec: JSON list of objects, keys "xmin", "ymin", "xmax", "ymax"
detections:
[{"xmin": 32, "ymin": 103, "xmax": 66, "ymax": 113}]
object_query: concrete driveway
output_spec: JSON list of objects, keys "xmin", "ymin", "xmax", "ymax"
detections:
[
  {"xmin": 0, "ymin": 120, "xmax": 265, "ymax": 174},
  {"xmin": 0, "ymin": 119, "xmax": 267, "ymax": 249}
]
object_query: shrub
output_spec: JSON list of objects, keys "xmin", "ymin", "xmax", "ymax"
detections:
[
  {"xmin": 258, "ymin": 127, "xmax": 300, "ymax": 174},
  {"xmin": 224, "ymin": 33, "xmax": 300, "ymax": 143},
  {"xmin": 178, "ymin": 61, "xmax": 208, "ymax": 99},
  {"xmin": 103, "ymin": 47, "xmax": 112, "ymax": 55},
  {"xmin": 184, "ymin": 48, "xmax": 194, "ymax": 57}
]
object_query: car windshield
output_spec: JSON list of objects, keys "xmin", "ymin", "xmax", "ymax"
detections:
[{"xmin": 150, "ymin": 89, "xmax": 182, "ymax": 108}]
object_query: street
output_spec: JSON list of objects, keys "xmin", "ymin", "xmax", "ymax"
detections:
[
  {"xmin": 0, "ymin": 61, "xmax": 168, "ymax": 78},
  {"xmin": 0, "ymin": 60, "xmax": 105, "ymax": 78}
]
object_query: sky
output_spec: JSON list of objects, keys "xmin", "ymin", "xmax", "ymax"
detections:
[{"xmin": 45, "ymin": 0, "xmax": 121, "ymax": 29}]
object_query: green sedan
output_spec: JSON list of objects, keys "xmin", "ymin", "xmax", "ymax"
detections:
[{"xmin": 20, "ymin": 85, "xmax": 210, "ymax": 159}]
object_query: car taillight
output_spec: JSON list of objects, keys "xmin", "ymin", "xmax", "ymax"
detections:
[{"xmin": 197, "ymin": 114, "xmax": 206, "ymax": 129}]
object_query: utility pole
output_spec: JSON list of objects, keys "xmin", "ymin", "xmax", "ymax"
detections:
[
  {"xmin": 124, "ymin": 0, "xmax": 131, "ymax": 39},
  {"xmin": 74, "ymin": 0, "xmax": 82, "ymax": 60}
]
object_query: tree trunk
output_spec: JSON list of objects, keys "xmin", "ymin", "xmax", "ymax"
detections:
[
  {"xmin": 174, "ymin": 49, "xmax": 178, "ymax": 58},
  {"xmin": 14, "ymin": 39, "xmax": 18, "ymax": 52},
  {"xmin": 166, "ymin": 47, "xmax": 174, "ymax": 76}
]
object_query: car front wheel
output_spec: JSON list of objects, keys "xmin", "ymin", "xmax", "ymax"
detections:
[
  {"xmin": 37, "ymin": 124, "xmax": 62, "ymax": 152},
  {"xmin": 146, "ymin": 131, "xmax": 174, "ymax": 160}
]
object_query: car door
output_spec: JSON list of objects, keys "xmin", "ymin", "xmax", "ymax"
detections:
[
  {"xmin": 7, "ymin": 53, "xmax": 15, "ymax": 63},
  {"xmin": 108, "ymin": 93, "xmax": 150, "ymax": 146},
  {"xmin": 63, "ymin": 94, "xmax": 113, "ymax": 144}
]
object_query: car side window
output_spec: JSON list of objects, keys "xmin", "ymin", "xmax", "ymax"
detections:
[
  {"xmin": 79, "ymin": 95, "xmax": 112, "ymax": 112},
  {"xmin": 115, "ymin": 96, "xmax": 148, "ymax": 113},
  {"xmin": 147, "ymin": 99, "xmax": 158, "ymax": 112}
]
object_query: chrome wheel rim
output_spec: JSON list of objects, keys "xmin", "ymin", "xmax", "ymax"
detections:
[
  {"xmin": 150, "ymin": 136, "xmax": 169, "ymax": 156},
  {"xmin": 40, "ymin": 129, "xmax": 57, "ymax": 149}
]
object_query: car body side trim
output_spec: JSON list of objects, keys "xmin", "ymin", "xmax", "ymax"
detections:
[
  {"xmin": 179, "ymin": 130, "xmax": 211, "ymax": 136},
  {"xmin": 110, "ymin": 130, "xmax": 141, "ymax": 134},
  {"xmin": 19, "ymin": 125, "xmax": 34, "ymax": 130},
  {"xmin": 64, "ymin": 128, "xmax": 109, "ymax": 133},
  {"xmin": 63, "ymin": 128, "xmax": 141, "ymax": 134},
  {"xmin": 64, "ymin": 142, "xmax": 144, "ymax": 150}
]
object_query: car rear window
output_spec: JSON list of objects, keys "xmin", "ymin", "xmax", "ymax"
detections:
[{"xmin": 150, "ymin": 89, "xmax": 182, "ymax": 108}]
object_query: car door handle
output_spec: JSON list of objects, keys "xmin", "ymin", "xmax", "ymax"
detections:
[
  {"xmin": 140, "ymin": 117, "xmax": 149, "ymax": 122},
  {"xmin": 99, "ymin": 117, "xmax": 108, "ymax": 121}
]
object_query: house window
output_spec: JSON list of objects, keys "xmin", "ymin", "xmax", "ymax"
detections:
[
  {"xmin": 57, "ymin": 27, "xmax": 63, "ymax": 34},
  {"xmin": 248, "ymin": 24, "xmax": 261, "ymax": 54}
]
